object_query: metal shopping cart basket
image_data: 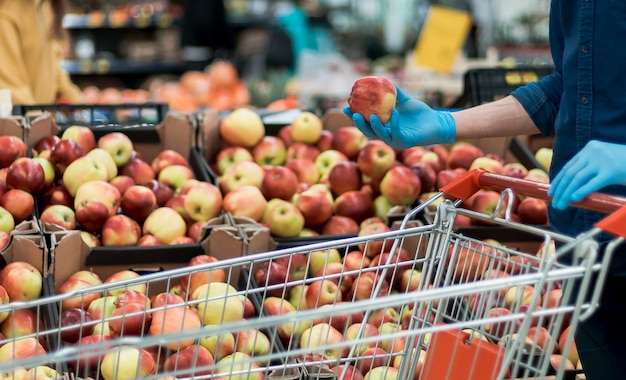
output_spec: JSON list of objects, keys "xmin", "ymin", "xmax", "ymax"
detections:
[{"xmin": 0, "ymin": 169, "xmax": 624, "ymax": 380}]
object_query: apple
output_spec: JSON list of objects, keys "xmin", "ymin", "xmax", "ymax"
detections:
[
  {"xmin": 148, "ymin": 301, "xmax": 202, "ymax": 351},
  {"xmin": 220, "ymin": 160, "xmax": 265, "ymax": 194},
  {"xmin": 143, "ymin": 207, "xmax": 188, "ymax": 244},
  {"xmin": 363, "ymin": 366, "xmax": 399, "ymax": 380},
  {"xmin": 0, "ymin": 308, "xmax": 39, "ymax": 339},
  {"xmin": 1, "ymin": 189, "xmax": 34, "ymax": 223},
  {"xmin": 351, "ymin": 271, "xmax": 390, "ymax": 301},
  {"xmin": 517, "ymin": 196, "xmax": 548, "ymax": 225},
  {"xmin": 407, "ymin": 162, "xmax": 437, "ymax": 194},
  {"xmin": 286, "ymin": 142, "xmax": 321, "ymax": 163},
  {"xmin": 75, "ymin": 200, "xmax": 110, "ymax": 233},
  {"xmin": 144, "ymin": 179, "xmax": 174, "ymax": 206},
  {"xmin": 40, "ymin": 184, "xmax": 72, "ymax": 209},
  {"xmin": 192, "ymin": 281, "xmax": 245, "ymax": 325},
  {"xmin": 262, "ymin": 199, "xmax": 305, "ymax": 237},
  {"xmin": 108, "ymin": 175, "xmax": 134, "ymax": 197},
  {"xmin": 469, "ymin": 156, "xmax": 505, "ymax": 175},
  {"xmin": 179, "ymin": 255, "xmax": 226, "ymax": 298},
  {"xmin": 284, "ymin": 158, "xmax": 319, "ymax": 187},
  {"xmin": 97, "ymin": 132, "xmax": 134, "ymax": 167},
  {"xmin": 314, "ymin": 149, "xmax": 349, "ymax": 179},
  {"xmin": 0, "ymin": 206, "xmax": 14, "ymax": 234},
  {"xmin": 293, "ymin": 187, "xmax": 334, "ymax": 227},
  {"xmin": 5, "ymin": 157, "xmax": 45, "ymax": 194},
  {"xmin": 254, "ymin": 261, "xmax": 289, "ymax": 298},
  {"xmin": 0, "ymin": 261, "xmax": 42, "ymax": 302},
  {"xmin": 290, "ymin": 111, "xmax": 323, "ymax": 144},
  {"xmin": 558, "ymin": 325, "xmax": 579, "ymax": 367},
  {"xmin": 358, "ymin": 221, "xmax": 393, "ymax": 258},
  {"xmin": 300, "ymin": 322, "xmax": 347, "ymax": 360},
  {"xmin": 446, "ymin": 142, "xmax": 484, "ymax": 170},
  {"xmin": 63, "ymin": 155, "xmax": 110, "ymax": 196},
  {"xmin": 401, "ymin": 146, "xmax": 428, "ymax": 166},
  {"xmin": 24, "ymin": 365, "xmax": 63, "ymax": 379},
  {"xmin": 30, "ymin": 157, "xmax": 55, "ymax": 188},
  {"xmin": 261, "ymin": 165, "xmax": 299, "ymax": 201},
  {"xmin": 252, "ymin": 135, "xmax": 287, "ymax": 166},
  {"xmin": 334, "ymin": 365, "xmax": 364, "ymax": 380},
  {"xmin": 158, "ymin": 164, "xmax": 195, "ymax": 193},
  {"xmin": 534, "ymin": 147, "xmax": 553, "ymax": 171},
  {"xmin": 101, "ymin": 214, "xmax": 142, "ymax": 246},
  {"xmin": 327, "ymin": 160, "xmax": 363, "ymax": 197},
  {"xmin": 332, "ymin": 126, "xmax": 368, "ymax": 160},
  {"xmin": 183, "ymin": 181, "xmax": 223, "ymax": 222},
  {"xmin": 355, "ymin": 346, "xmax": 389, "ymax": 374},
  {"xmin": 119, "ymin": 156, "xmax": 156, "ymax": 186},
  {"xmin": 39, "ymin": 204, "xmax": 76, "ymax": 230},
  {"xmin": 435, "ymin": 168, "xmax": 465, "ymax": 190},
  {"xmin": 223, "ymin": 185, "xmax": 267, "ymax": 222},
  {"xmin": 49, "ymin": 138, "xmax": 84, "ymax": 174},
  {"xmin": 74, "ymin": 180, "xmax": 121, "ymax": 217},
  {"xmin": 309, "ymin": 248, "xmax": 342, "ymax": 277},
  {"xmin": 367, "ymin": 307, "xmax": 401, "ymax": 328},
  {"xmin": 334, "ymin": 190, "xmax": 374, "ymax": 225},
  {"xmin": 74, "ymin": 334, "xmax": 113, "ymax": 372},
  {"xmin": 60, "ymin": 308, "xmax": 94, "ymax": 343},
  {"xmin": 235, "ymin": 328, "xmax": 271, "ymax": 364},
  {"xmin": 502, "ymin": 162, "xmax": 529, "ymax": 179},
  {"xmin": 0, "ymin": 136, "xmax": 26, "ymax": 169},
  {"xmin": 109, "ymin": 302, "xmax": 151, "ymax": 337},
  {"xmin": 275, "ymin": 253, "xmax": 308, "ymax": 282},
  {"xmin": 484, "ymin": 307, "xmax": 517, "ymax": 338},
  {"xmin": 357, "ymin": 140, "xmax": 396, "ymax": 180},
  {"xmin": 151, "ymin": 149, "xmax": 189, "ymax": 176},
  {"xmin": 316, "ymin": 129, "xmax": 334, "ymax": 151},
  {"xmin": 215, "ymin": 146, "xmax": 253, "ymax": 176},
  {"xmin": 0, "ymin": 337, "xmax": 46, "ymax": 364},
  {"xmin": 305, "ymin": 279, "xmax": 342, "ymax": 309},
  {"xmin": 348, "ymin": 76, "xmax": 397, "ymax": 124},
  {"xmin": 62, "ymin": 125, "xmax": 97, "ymax": 153},
  {"xmin": 120, "ymin": 185, "xmax": 157, "ymax": 222},
  {"xmin": 102, "ymin": 271, "xmax": 146, "ymax": 298},
  {"xmin": 0, "ymin": 230, "xmax": 8, "ymax": 252},
  {"xmin": 220, "ymin": 107, "xmax": 265, "ymax": 148},
  {"xmin": 66, "ymin": 269, "xmax": 102, "ymax": 287},
  {"xmin": 163, "ymin": 344, "xmax": 214, "ymax": 377},
  {"xmin": 379, "ymin": 165, "xmax": 421, "ymax": 206},
  {"xmin": 214, "ymin": 352, "xmax": 263, "ymax": 380},
  {"xmin": 33, "ymin": 135, "xmax": 61, "ymax": 156},
  {"xmin": 87, "ymin": 295, "xmax": 117, "ymax": 320},
  {"xmin": 100, "ymin": 346, "xmax": 157, "ymax": 380},
  {"xmin": 469, "ymin": 189, "xmax": 505, "ymax": 220},
  {"xmin": 199, "ymin": 332, "xmax": 236, "ymax": 362},
  {"xmin": 525, "ymin": 168, "xmax": 550, "ymax": 183},
  {"xmin": 322, "ymin": 215, "xmax": 360, "ymax": 236},
  {"xmin": 343, "ymin": 321, "xmax": 381, "ymax": 356}
]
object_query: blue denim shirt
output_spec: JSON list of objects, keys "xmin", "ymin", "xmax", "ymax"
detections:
[{"xmin": 511, "ymin": 0, "xmax": 626, "ymax": 240}]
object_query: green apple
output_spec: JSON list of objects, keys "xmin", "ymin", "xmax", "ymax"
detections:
[
  {"xmin": 63, "ymin": 156, "xmax": 109, "ymax": 197},
  {"xmin": 291, "ymin": 111, "xmax": 323, "ymax": 144},
  {"xmin": 97, "ymin": 132, "xmax": 134, "ymax": 167},
  {"xmin": 309, "ymin": 248, "xmax": 342, "ymax": 277},
  {"xmin": 32, "ymin": 156, "xmax": 55, "ymax": 187},
  {"xmin": 86, "ymin": 148, "xmax": 118, "ymax": 180},
  {"xmin": 183, "ymin": 182, "xmax": 223, "ymax": 222},
  {"xmin": 262, "ymin": 199, "xmax": 305, "ymax": 238},
  {"xmin": 0, "ymin": 206, "xmax": 15, "ymax": 234},
  {"xmin": 199, "ymin": 331, "xmax": 236, "ymax": 361},
  {"xmin": 192, "ymin": 282, "xmax": 245, "ymax": 325},
  {"xmin": 534, "ymin": 147, "xmax": 553, "ymax": 171},
  {"xmin": 314, "ymin": 150, "xmax": 349, "ymax": 180}
]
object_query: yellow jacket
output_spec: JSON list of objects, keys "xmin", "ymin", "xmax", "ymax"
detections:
[{"xmin": 0, "ymin": 0, "xmax": 83, "ymax": 105}]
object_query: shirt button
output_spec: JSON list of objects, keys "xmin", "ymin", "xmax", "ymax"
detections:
[
  {"xmin": 582, "ymin": 45, "xmax": 589, "ymax": 53},
  {"xmin": 582, "ymin": 97, "xmax": 589, "ymax": 104}
]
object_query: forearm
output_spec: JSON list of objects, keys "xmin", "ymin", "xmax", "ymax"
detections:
[{"xmin": 451, "ymin": 95, "xmax": 541, "ymax": 140}]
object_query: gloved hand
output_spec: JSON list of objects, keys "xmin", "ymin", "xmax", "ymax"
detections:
[
  {"xmin": 343, "ymin": 86, "xmax": 456, "ymax": 149},
  {"xmin": 548, "ymin": 140, "xmax": 626, "ymax": 210}
]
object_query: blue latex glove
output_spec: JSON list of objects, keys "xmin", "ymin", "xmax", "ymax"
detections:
[
  {"xmin": 343, "ymin": 86, "xmax": 456, "ymax": 149},
  {"xmin": 548, "ymin": 140, "xmax": 626, "ymax": 210}
]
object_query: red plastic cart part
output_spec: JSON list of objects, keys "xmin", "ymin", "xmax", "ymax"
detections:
[
  {"xmin": 421, "ymin": 328, "xmax": 505, "ymax": 380},
  {"xmin": 440, "ymin": 169, "xmax": 626, "ymax": 237}
]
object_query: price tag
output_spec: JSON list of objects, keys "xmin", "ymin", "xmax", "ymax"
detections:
[
  {"xmin": 95, "ymin": 59, "xmax": 111, "ymax": 74},
  {"xmin": 413, "ymin": 6, "xmax": 472, "ymax": 74}
]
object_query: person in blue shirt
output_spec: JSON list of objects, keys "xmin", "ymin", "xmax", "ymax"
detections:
[{"xmin": 344, "ymin": 1, "xmax": 626, "ymax": 378}]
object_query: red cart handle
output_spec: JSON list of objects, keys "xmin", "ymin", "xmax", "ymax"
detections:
[{"xmin": 440, "ymin": 169, "xmax": 626, "ymax": 237}]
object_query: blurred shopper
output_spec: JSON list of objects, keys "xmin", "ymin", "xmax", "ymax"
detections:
[
  {"xmin": 345, "ymin": 1, "xmax": 626, "ymax": 379},
  {"xmin": 0, "ymin": 0, "xmax": 83, "ymax": 105}
]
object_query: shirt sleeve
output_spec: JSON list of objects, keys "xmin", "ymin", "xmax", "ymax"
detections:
[
  {"xmin": 0, "ymin": 17, "xmax": 36, "ymax": 105},
  {"xmin": 53, "ymin": 42, "xmax": 84, "ymax": 104}
]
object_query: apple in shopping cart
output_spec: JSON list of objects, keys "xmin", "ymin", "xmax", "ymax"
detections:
[
  {"xmin": 163, "ymin": 344, "xmax": 214, "ymax": 377},
  {"xmin": 87, "ymin": 295, "xmax": 117, "ymax": 321},
  {"xmin": 558, "ymin": 325, "xmax": 580, "ymax": 368},
  {"xmin": 60, "ymin": 308, "xmax": 94, "ymax": 343},
  {"xmin": 275, "ymin": 253, "xmax": 308, "ymax": 282},
  {"xmin": 397, "ymin": 268, "xmax": 422, "ymax": 293},
  {"xmin": 109, "ymin": 302, "xmax": 151, "ymax": 337},
  {"xmin": 484, "ymin": 307, "xmax": 519, "ymax": 338},
  {"xmin": 306, "ymin": 279, "xmax": 342, "ymax": 309},
  {"xmin": 300, "ymin": 322, "xmax": 348, "ymax": 360},
  {"xmin": 199, "ymin": 332, "xmax": 236, "ymax": 362},
  {"xmin": 104, "ymin": 270, "xmax": 146, "ymax": 296},
  {"xmin": 115, "ymin": 289, "xmax": 151, "ymax": 309},
  {"xmin": 354, "ymin": 346, "xmax": 389, "ymax": 375},
  {"xmin": 309, "ymin": 248, "xmax": 342, "ymax": 278},
  {"xmin": 25, "ymin": 365, "xmax": 63, "ymax": 379},
  {"xmin": 368, "ymin": 307, "xmax": 401, "ymax": 328},
  {"xmin": 348, "ymin": 76, "xmax": 397, "ymax": 125},
  {"xmin": 148, "ymin": 300, "xmax": 202, "ymax": 351},
  {"xmin": 179, "ymin": 255, "xmax": 226, "ymax": 297},
  {"xmin": 344, "ymin": 322, "xmax": 381, "ymax": 355},
  {"xmin": 214, "ymin": 352, "xmax": 263, "ymax": 380},
  {"xmin": 192, "ymin": 282, "xmax": 245, "ymax": 326},
  {"xmin": 334, "ymin": 364, "xmax": 365, "ymax": 380},
  {"xmin": 0, "ymin": 261, "xmax": 43, "ymax": 302},
  {"xmin": 362, "ymin": 365, "xmax": 399, "ymax": 380},
  {"xmin": 351, "ymin": 271, "xmax": 390, "ymax": 301},
  {"xmin": 313, "ymin": 303, "xmax": 364, "ymax": 334},
  {"xmin": 100, "ymin": 346, "xmax": 157, "ymax": 380},
  {"xmin": 75, "ymin": 334, "xmax": 113, "ymax": 371},
  {"xmin": 235, "ymin": 328, "xmax": 271, "ymax": 365},
  {"xmin": 0, "ymin": 308, "xmax": 39, "ymax": 339},
  {"xmin": 254, "ymin": 261, "xmax": 289, "ymax": 297},
  {"xmin": 0, "ymin": 337, "xmax": 46, "ymax": 363}
]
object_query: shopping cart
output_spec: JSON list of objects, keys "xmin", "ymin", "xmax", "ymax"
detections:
[{"xmin": 0, "ymin": 169, "xmax": 624, "ymax": 380}]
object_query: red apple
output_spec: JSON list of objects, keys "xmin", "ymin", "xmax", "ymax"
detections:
[
  {"xmin": 357, "ymin": 140, "xmax": 396, "ymax": 180},
  {"xmin": 327, "ymin": 160, "xmax": 363, "ymax": 197},
  {"xmin": 277, "ymin": 125, "xmax": 294, "ymax": 146},
  {"xmin": 357, "ymin": 221, "xmax": 393, "ymax": 258},
  {"xmin": 0, "ymin": 337, "xmax": 46, "ymax": 363},
  {"xmin": 517, "ymin": 196, "xmax": 548, "ymax": 225},
  {"xmin": 348, "ymin": 76, "xmax": 397, "ymax": 124},
  {"xmin": 120, "ymin": 156, "xmax": 156, "ymax": 186},
  {"xmin": 293, "ymin": 188, "xmax": 334, "ymax": 227},
  {"xmin": 284, "ymin": 158, "xmax": 319, "ymax": 186},
  {"xmin": 502, "ymin": 162, "xmax": 529, "ymax": 179},
  {"xmin": 446, "ymin": 142, "xmax": 484, "ymax": 170},
  {"xmin": 109, "ymin": 302, "xmax": 151, "ymax": 337},
  {"xmin": 408, "ymin": 162, "xmax": 437, "ymax": 193},
  {"xmin": 1, "ymin": 189, "xmax": 34, "ymax": 223},
  {"xmin": 252, "ymin": 135, "xmax": 287, "ymax": 166},
  {"xmin": 100, "ymin": 346, "xmax": 156, "ymax": 379},
  {"xmin": 50, "ymin": 138, "xmax": 84, "ymax": 174},
  {"xmin": 5, "ymin": 157, "xmax": 45, "ymax": 194},
  {"xmin": 144, "ymin": 179, "xmax": 174, "ymax": 206},
  {"xmin": 179, "ymin": 255, "xmax": 226, "ymax": 297},
  {"xmin": 332, "ymin": 126, "xmax": 368, "ymax": 160},
  {"xmin": 350, "ymin": 271, "xmax": 390, "ymax": 301},
  {"xmin": 60, "ymin": 308, "xmax": 94, "ymax": 343},
  {"xmin": 254, "ymin": 261, "xmax": 289, "ymax": 298},
  {"xmin": 151, "ymin": 149, "xmax": 189, "ymax": 176},
  {"xmin": 33, "ymin": 135, "xmax": 60, "ymax": 157},
  {"xmin": 75, "ymin": 334, "xmax": 113, "ymax": 371},
  {"xmin": 321, "ymin": 215, "xmax": 360, "ymax": 236},
  {"xmin": 57, "ymin": 278, "xmax": 101, "ymax": 310},
  {"xmin": 62, "ymin": 125, "xmax": 96, "ymax": 153},
  {"xmin": 334, "ymin": 190, "xmax": 374, "ymax": 225},
  {"xmin": 0, "ymin": 308, "xmax": 39, "ymax": 339},
  {"xmin": 379, "ymin": 165, "xmax": 421, "ymax": 206},
  {"xmin": 0, "ymin": 135, "xmax": 27, "ymax": 169},
  {"xmin": 261, "ymin": 165, "xmax": 299, "ymax": 201},
  {"xmin": 469, "ymin": 156, "xmax": 505, "ymax": 175},
  {"xmin": 101, "ymin": 214, "xmax": 142, "ymax": 246},
  {"xmin": 162, "ymin": 344, "xmax": 214, "ymax": 377},
  {"xmin": 286, "ymin": 142, "xmax": 321, "ymax": 162},
  {"xmin": 120, "ymin": 185, "xmax": 157, "ymax": 222}
]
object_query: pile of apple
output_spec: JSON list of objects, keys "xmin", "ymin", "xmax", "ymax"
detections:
[
  {"xmin": 0, "ymin": 261, "xmax": 68, "ymax": 378},
  {"xmin": 52, "ymin": 256, "xmax": 280, "ymax": 379},
  {"xmin": 27, "ymin": 125, "xmax": 223, "ymax": 247}
]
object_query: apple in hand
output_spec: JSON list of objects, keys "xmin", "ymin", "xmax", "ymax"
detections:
[
  {"xmin": 0, "ymin": 261, "xmax": 42, "ymax": 302},
  {"xmin": 348, "ymin": 75, "xmax": 397, "ymax": 124},
  {"xmin": 97, "ymin": 132, "xmax": 134, "ymax": 167},
  {"xmin": 39, "ymin": 204, "xmax": 76, "ymax": 230},
  {"xmin": 5, "ymin": 157, "xmax": 46, "ymax": 194}
]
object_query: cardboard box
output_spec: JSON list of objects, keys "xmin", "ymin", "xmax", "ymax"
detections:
[{"xmin": 0, "ymin": 116, "xmax": 25, "ymax": 139}]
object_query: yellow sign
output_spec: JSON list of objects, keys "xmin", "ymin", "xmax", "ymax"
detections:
[{"xmin": 414, "ymin": 6, "xmax": 472, "ymax": 74}]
